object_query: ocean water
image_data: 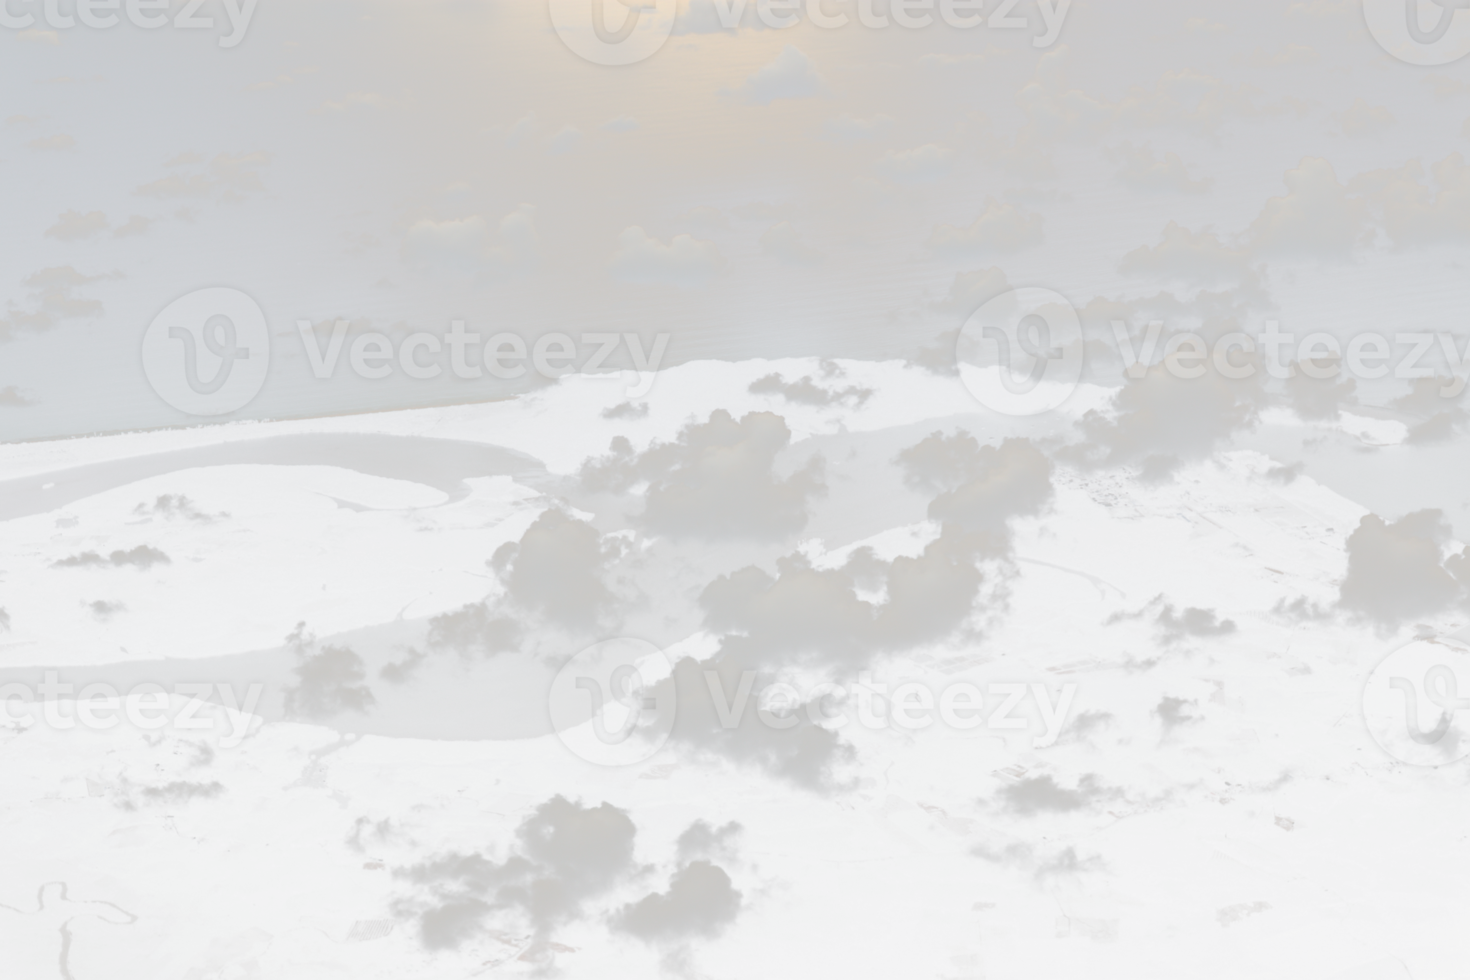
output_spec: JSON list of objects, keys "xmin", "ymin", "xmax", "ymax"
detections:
[{"xmin": 0, "ymin": 0, "xmax": 1464, "ymax": 443}]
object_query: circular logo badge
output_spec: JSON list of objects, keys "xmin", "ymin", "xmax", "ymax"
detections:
[
  {"xmin": 548, "ymin": 637, "xmax": 676, "ymax": 766},
  {"xmin": 1364, "ymin": 0, "xmax": 1470, "ymax": 65},
  {"xmin": 955, "ymin": 287, "xmax": 1083, "ymax": 417},
  {"xmin": 142, "ymin": 288, "xmax": 270, "ymax": 417},
  {"xmin": 1362, "ymin": 637, "xmax": 1470, "ymax": 766},
  {"xmin": 548, "ymin": 0, "xmax": 678, "ymax": 67}
]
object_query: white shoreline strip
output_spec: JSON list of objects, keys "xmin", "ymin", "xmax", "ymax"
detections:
[{"xmin": 1, "ymin": 393, "xmax": 523, "ymax": 449}]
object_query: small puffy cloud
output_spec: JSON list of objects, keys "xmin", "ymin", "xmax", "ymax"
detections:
[
  {"xmin": 602, "ymin": 401, "xmax": 650, "ymax": 420},
  {"xmin": 874, "ymin": 143, "xmax": 953, "ymax": 185},
  {"xmin": 613, "ymin": 861, "xmax": 742, "ymax": 942},
  {"xmin": 1249, "ymin": 44, "xmax": 1319, "ymax": 67},
  {"xmin": 113, "ymin": 215, "xmax": 152, "ymax": 238},
  {"xmin": 1, "ymin": 266, "xmax": 107, "ymax": 340},
  {"xmin": 1427, "ymin": 76, "xmax": 1469, "ymax": 99},
  {"xmin": 476, "ymin": 109, "xmax": 540, "ymax": 146},
  {"xmin": 80, "ymin": 593, "xmax": 127, "ymax": 625},
  {"xmin": 909, "ymin": 330, "xmax": 962, "ymax": 376},
  {"xmin": 492, "ymin": 508, "xmax": 623, "ymax": 630},
  {"xmin": 427, "ymin": 507, "xmax": 625, "ymax": 652},
  {"xmin": 673, "ymin": 207, "xmax": 729, "ymax": 235},
  {"xmin": 931, "ymin": 266, "xmax": 1011, "ymax": 316},
  {"xmin": 305, "ymin": 87, "xmax": 417, "ymax": 121},
  {"xmin": 1351, "ymin": 153, "xmax": 1470, "ymax": 247},
  {"xmin": 133, "ymin": 493, "xmax": 226, "ymax": 525},
  {"xmin": 549, "ymin": 125, "xmax": 581, "ymax": 154},
  {"xmin": 44, "ymin": 210, "xmax": 109, "ymax": 242},
  {"xmin": 1000, "ymin": 774, "xmax": 1114, "ymax": 815},
  {"xmin": 1105, "ymin": 590, "xmax": 1234, "ymax": 652},
  {"xmin": 823, "ymin": 113, "xmax": 893, "ymax": 141},
  {"xmin": 700, "ymin": 530, "xmax": 995, "ymax": 671},
  {"xmin": 758, "ymin": 221, "xmax": 821, "ymax": 264},
  {"xmin": 42, "ymin": 208, "xmax": 158, "ymax": 240},
  {"xmin": 342, "ymin": 816, "xmax": 417, "ymax": 852},
  {"xmin": 1247, "ymin": 157, "xmax": 1367, "ymax": 258},
  {"xmin": 400, "ymin": 796, "xmax": 637, "ymax": 954},
  {"xmin": 1152, "ymin": 693, "xmax": 1199, "ymax": 746},
  {"xmin": 970, "ymin": 840, "xmax": 1105, "ymax": 893},
  {"xmin": 1064, "ymin": 708, "xmax": 1117, "ymax": 758},
  {"xmin": 403, "ymin": 204, "xmax": 538, "ymax": 275},
  {"xmin": 675, "ymin": 820, "xmax": 742, "ymax": 862},
  {"xmin": 1339, "ymin": 98, "xmax": 1395, "ymax": 137},
  {"xmin": 1113, "ymin": 143, "xmax": 1211, "ymax": 194},
  {"xmin": 423, "ymin": 172, "xmax": 485, "ymax": 205},
  {"xmin": 653, "ymin": 650, "xmax": 855, "ymax": 789},
  {"xmin": 111, "ymin": 775, "xmax": 223, "ymax": 816},
  {"xmin": 1283, "ymin": 358, "xmax": 1356, "ymax": 420},
  {"xmin": 898, "ymin": 435, "xmax": 1055, "ymax": 536},
  {"xmin": 55, "ymin": 545, "xmax": 170, "ymax": 570},
  {"xmin": 1119, "ymin": 222, "xmax": 1255, "ymax": 287},
  {"xmin": 17, "ymin": 29, "xmax": 59, "ymax": 44},
  {"xmin": 28, "ymin": 134, "xmax": 74, "ymax": 151},
  {"xmin": 927, "ymin": 198, "xmax": 1044, "ymax": 255},
  {"xmin": 1339, "ymin": 511, "xmax": 1465, "ymax": 625},
  {"xmin": 1264, "ymin": 461, "xmax": 1311, "ymax": 487},
  {"xmin": 1069, "ymin": 362, "xmax": 1265, "ymax": 480},
  {"xmin": 135, "ymin": 151, "xmax": 271, "ymax": 201},
  {"xmin": 737, "ymin": 46, "xmax": 824, "ymax": 105},
  {"xmin": 583, "ymin": 410, "xmax": 824, "ymax": 541},
  {"xmin": 282, "ymin": 624, "xmax": 376, "ymax": 720},
  {"xmin": 749, "ymin": 371, "xmax": 870, "ymax": 407},
  {"xmin": 0, "ymin": 386, "xmax": 35, "ymax": 407},
  {"xmin": 601, "ymin": 116, "xmax": 638, "ymax": 132},
  {"xmin": 1394, "ymin": 376, "xmax": 1468, "ymax": 443},
  {"xmin": 609, "ymin": 226, "xmax": 725, "ymax": 287}
]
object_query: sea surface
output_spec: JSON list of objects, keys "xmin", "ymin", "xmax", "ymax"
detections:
[{"xmin": 0, "ymin": 0, "xmax": 1464, "ymax": 437}]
